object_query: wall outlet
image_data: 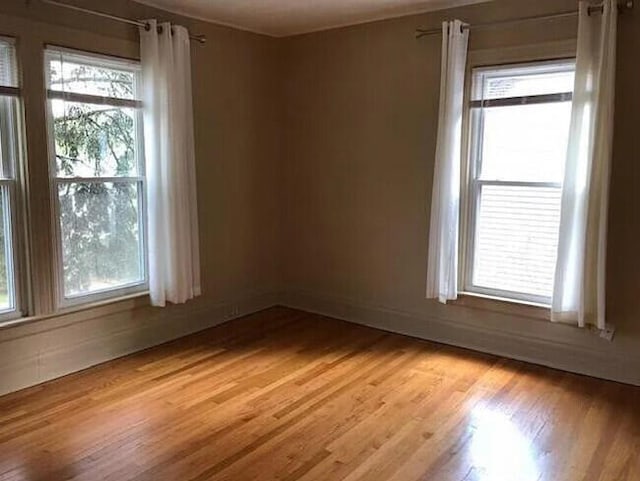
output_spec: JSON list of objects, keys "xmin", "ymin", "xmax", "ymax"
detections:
[
  {"xmin": 599, "ymin": 324, "xmax": 616, "ymax": 342},
  {"xmin": 223, "ymin": 305, "xmax": 235, "ymax": 320}
]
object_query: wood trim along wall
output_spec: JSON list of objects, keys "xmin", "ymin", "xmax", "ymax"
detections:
[
  {"xmin": 450, "ymin": 294, "xmax": 550, "ymax": 321},
  {"xmin": 280, "ymin": 289, "xmax": 640, "ymax": 386},
  {"xmin": 2, "ymin": 285, "xmax": 637, "ymax": 397},
  {"xmin": 0, "ymin": 290, "xmax": 279, "ymax": 396}
]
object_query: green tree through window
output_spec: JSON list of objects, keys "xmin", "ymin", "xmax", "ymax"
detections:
[{"xmin": 48, "ymin": 51, "xmax": 145, "ymax": 300}]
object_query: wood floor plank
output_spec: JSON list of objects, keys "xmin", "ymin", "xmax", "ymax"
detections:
[{"xmin": 0, "ymin": 306, "xmax": 638, "ymax": 481}]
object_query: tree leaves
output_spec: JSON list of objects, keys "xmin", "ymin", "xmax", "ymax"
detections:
[{"xmin": 52, "ymin": 65, "xmax": 142, "ymax": 296}]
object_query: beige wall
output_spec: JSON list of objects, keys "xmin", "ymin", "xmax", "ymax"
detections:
[
  {"xmin": 281, "ymin": 0, "xmax": 640, "ymax": 384},
  {"xmin": 0, "ymin": 0, "xmax": 283, "ymax": 307},
  {"xmin": 0, "ymin": 0, "xmax": 282, "ymax": 394},
  {"xmin": 1, "ymin": 0, "xmax": 638, "ymax": 392}
]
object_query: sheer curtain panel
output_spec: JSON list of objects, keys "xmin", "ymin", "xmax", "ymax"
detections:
[
  {"xmin": 139, "ymin": 20, "xmax": 201, "ymax": 307},
  {"xmin": 552, "ymin": 0, "xmax": 617, "ymax": 328},
  {"xmin": 426, "ymin": 20, "xmax": 469, "ymax": 303}
]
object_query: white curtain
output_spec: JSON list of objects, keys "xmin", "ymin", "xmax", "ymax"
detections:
[
  {"xmin": 139, "ymin": 20, "xmax": 201, "ymax": 307},
  {"xmin": 426, "ymin": 20, "xmax": 469, "ymax": 303},
  {"xmin": 552, "ymin": 1, "xmax": 617, "ymax": 328}
]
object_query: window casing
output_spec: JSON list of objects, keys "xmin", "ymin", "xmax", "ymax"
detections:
[
  {"xmin": 463, "ymin": 60, "xmax": 575, "ymax": 306},
  {"xmin": 0, "ymin": 37, "xmax": 25, "ymax": 322},
  {"xmin": 45, "ymin": 47, "xmax": 147, "ymax": 307}
]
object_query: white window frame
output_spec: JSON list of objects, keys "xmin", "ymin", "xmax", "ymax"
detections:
[
  {"xmin": 0, "ymin": 36, "xmax": 28, "ymax": 323},
  {"xmin": 462, "ymin": 58, "xmax": 575, "ymax": 306},
  {"xmin": 44, "ymin": 46, "xmax": 148, "ymax": 308}
]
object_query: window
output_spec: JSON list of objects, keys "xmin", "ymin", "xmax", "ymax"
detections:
[
  {"xmin": 45, "ymin": 48, "xmax": 147, "ymax": 305},
  {"xmin": 0, "ymin": 38, "xmax": 24, "ymax": 319},
  {"xmin": 463, "ymin": 60, "xmax": 575, "ymax": 305}
]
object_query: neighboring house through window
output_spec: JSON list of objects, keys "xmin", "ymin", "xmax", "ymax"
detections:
[{"xmin": 463, "ymin": 59, "xmax": 575, "ymax": 305}]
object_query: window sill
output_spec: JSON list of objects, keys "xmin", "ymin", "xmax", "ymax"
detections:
[
  {"xmin": 0, "ymin": 291, "xmax": 151, "ymax": 332},
  {"xmin": 450, "ymin": 292, "xmax": 550, "ymax": 321}
]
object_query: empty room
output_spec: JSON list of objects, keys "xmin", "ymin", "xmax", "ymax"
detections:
[{"xmin": 0, "ymin": 0, "xmax": 638, "ymax": 479}]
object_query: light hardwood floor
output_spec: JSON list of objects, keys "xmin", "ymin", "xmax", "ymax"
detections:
[{"xmin": 0, "ymin": 307, "xmax": 638, "ymax": 481}]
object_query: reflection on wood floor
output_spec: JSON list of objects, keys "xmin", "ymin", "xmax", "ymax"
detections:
[{"xmin": 0, "ymin": 307, "xmax": 638, "ymax": 481}]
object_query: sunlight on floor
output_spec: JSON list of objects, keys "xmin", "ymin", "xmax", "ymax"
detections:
[{"xmin": 469, "ymin": 406, "xmax": 539, "ymax": 481}]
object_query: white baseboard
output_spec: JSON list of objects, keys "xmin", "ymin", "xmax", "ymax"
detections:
[
  {"xmin": 281, "ymin": 289, "xmax": 640, "ymax": 386},
  {"xmin": 0, "ymin": 290, "xmax": 279, "ymax": 396},
  {"xmin": 2, "ymin": 286, "xmax": 637, "ymax": 397}
]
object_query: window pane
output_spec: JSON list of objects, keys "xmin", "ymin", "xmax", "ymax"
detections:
[
  {"xmin": 58, "ymin": 181, "xmax": 143, "ymax": 298},
  {"xmin": 51, "ymin": 100, "xmax": 139, "ymax": 177},
  {"xmin": 0, "ymin": 187, "xmax": 15, "ymax": 311},
  {"xmin": 466, "ymin": 60, "xmax": 574, "ymax": 305},
  {"xmin": 0, "ymin": 39, "xmax": 18, "ymax": 88},
  {"xmin": 47, "ymin": 49, "xmax": 147, "ymax": 305},
  {"xmin": 472, "ymin": 185, "xmax": 561, "ymax": 299},
  {"xmin": 474, "ymin": 62, "xmax": 575, "ymax": 100},
  {"xmin": 478, "ymin": 101, "xmax": 572, "ymax": 183},
  {"xmin": 0, "ymin": 40, "xmax": 19, "ymax": 318},
  {"xmin": 0, "ymin": 95, "xmax": 20, "ymax": 180},
  {"xmin": 48, "ymin": 54, "xmax": 137, "ymax": 100}
]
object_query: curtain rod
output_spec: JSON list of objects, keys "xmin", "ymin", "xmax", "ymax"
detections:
[
  {"xmin": 415, "ymin": 1, "xmax": 633, "ymax": 38},
  {"xmin": 39, "ymin": 0, "xmax": 207, "ymax": 44}
]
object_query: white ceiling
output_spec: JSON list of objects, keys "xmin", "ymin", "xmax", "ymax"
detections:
[{"xmin": 135, "ymin": 0, "xmax": 492, "ymax": 37}]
